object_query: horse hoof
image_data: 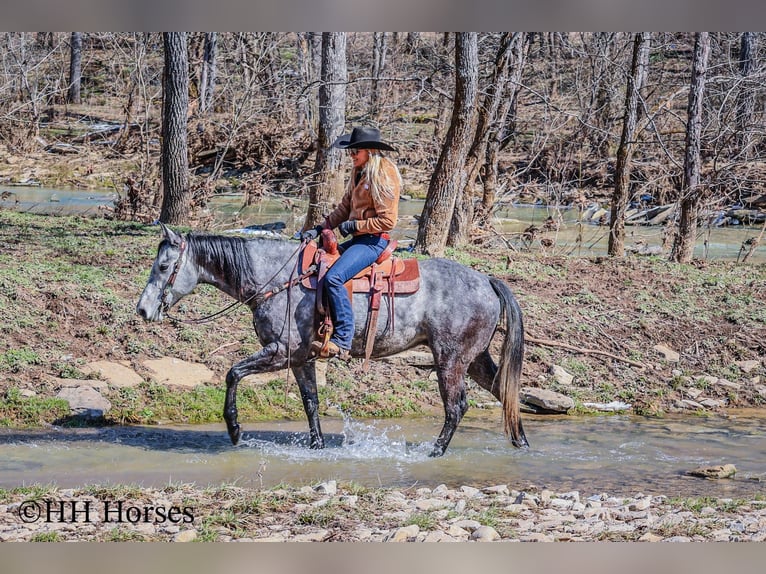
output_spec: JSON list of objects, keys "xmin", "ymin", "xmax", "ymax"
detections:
[
  {"xmin": 428, "ymin": 446, "xmax": 446, "ymax": 458},
  {"xmin": 228, "ymin": 425, "xmax": 241, "ymax": 445}
]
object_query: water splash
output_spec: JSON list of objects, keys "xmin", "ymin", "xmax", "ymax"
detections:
[{"xmin": 240, "ymin": 410, "xmax": 433, "ymax": 462}]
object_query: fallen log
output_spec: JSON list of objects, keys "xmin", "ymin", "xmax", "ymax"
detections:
[{"xmin": 525, "ymin": 334, "xmax": 646, "ymax": 369}]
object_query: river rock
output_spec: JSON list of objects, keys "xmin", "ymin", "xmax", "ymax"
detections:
[
  {"xmin": 56, "ymin": 385, "xmax": 111, "ymax": 418},
  {"xmin": 550, "ymin": 365, "xmax": 574, "ymax": 386},
  {"xmin": 174, "ymin": 529, "xmax": 198, "ymax": 542},
  {"xmin": 415, "ymin": 498, "xmax": 450, "ymax": 511},
  {"xmin": 520, "ymin": 387, "xmax": 574, "ymax": 413},
  {"xmin": 471, "ymin": 526, "xmax": 500, "ymax": 542},
  {"xmin": 314, "ymin": 480, "xmax": 337, "ymax": 496},
  {"xmin": 385, "ymin": 524, "xmax": 419, "ymax": 542},
  {"xmin": 688, "ymin": 464, "xmax": 737, "ymax": 479}
]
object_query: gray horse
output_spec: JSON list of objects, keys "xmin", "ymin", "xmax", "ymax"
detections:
[{"xmin": 136, "ymin": 224, "xmax": 528, "ymax": 457}]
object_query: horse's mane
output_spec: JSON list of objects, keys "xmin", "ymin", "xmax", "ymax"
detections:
[{"xmin": 186, "ymin": 233, "xmax": 286, "ymax": 296}]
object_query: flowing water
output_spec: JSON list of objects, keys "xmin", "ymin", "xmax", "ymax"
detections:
[
  {"xmin": 2, "ymin": 186, "xmax": 763, "ymax": 262},
  {"xmin": 2, "ymin": 411, "xmax": 765, "ymax": 498}
]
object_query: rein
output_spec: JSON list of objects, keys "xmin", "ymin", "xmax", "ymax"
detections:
[{"xmin": 165, "ymin": 238, "xmax": 314, "ymax": 325}]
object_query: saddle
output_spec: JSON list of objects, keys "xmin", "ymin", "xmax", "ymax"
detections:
[{"xmin": 299, "ymin": 229, "xmax": 420, "ymax": 369}]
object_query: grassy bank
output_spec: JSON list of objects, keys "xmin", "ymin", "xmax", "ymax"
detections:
[{"xmin": 1, "ymin": 210, "xmax": 764, "ymax": 430}]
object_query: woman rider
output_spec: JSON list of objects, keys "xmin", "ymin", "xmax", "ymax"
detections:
[{"xmin": 302, "ymin": 126, "xmax": 402, "ymax": 360}]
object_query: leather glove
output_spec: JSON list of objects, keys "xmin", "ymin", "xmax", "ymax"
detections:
[
  {"xmin": 338, "ymin": 220, "xmax": 357, "ymax": 237},
  {"xmin": 300, "ymin": 225, "xmax": 323, "ymax": 241}
]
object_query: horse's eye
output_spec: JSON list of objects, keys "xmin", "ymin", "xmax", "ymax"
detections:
[{"xmin": 159, "ymin": 264, "xmax": 169, "ymax": 272}]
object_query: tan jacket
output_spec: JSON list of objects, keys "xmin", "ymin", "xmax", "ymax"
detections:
[{"xmin": 324, "ymin": 157, "xmax": 400, "ymax": 235}]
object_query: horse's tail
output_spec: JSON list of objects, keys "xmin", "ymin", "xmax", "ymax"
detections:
[{"xmin": 489, "ymin": 277, "xmax": 529, "ymax": 448}]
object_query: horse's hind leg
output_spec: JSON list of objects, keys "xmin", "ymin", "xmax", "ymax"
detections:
[
  {"xmin": 224, "ymin": 342, "xmax": 287, "ymax": 445},
  {"xmin": 467, "ymin": 350, "xmax": 501, "ymax": 400},
  {"xmin": 431, "ymin": 359, "xmax": 470, "ymax": 457},
  {"xmin": 291, "ymin": 362, "xmax": 324, "ymax": 449}
]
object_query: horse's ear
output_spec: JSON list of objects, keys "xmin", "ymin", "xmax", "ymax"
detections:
[{"xmin": 159, "ymin": 222, "xmax": 182, "ymax": 247}]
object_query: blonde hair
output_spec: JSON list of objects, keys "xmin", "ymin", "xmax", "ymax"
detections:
[{"xmin": 348, "ymin": 150, "xmax": 402, "ymax": 204}]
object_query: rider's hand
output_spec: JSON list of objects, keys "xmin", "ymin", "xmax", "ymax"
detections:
[
  {"xmin": 338, "ymin": 220, "xmax": 357, "ymax": 237},
  {"xmin": 300, "ymin": 225, "xmax": 323, "ymax": 241}
]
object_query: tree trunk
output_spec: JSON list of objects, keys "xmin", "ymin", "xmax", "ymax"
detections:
[
  {"xmin": 449, "ymin": 33, "xmax": 517, "ymax": 246},
  {"xmin": 415, "ymin": 33, "xmax": 479, "ymax": 257},
  {"xmin": 198, "ymin": 32, "xmax": 217, "ymax": 115},
  {"xmin": 305, "ymin": 33, "xmax": 347, "ymax": 230},
  {"xmin": 608, "ymin": 32, "xmax": 651, "ymax": 257},
  {"xmin": 736, "ymin": 32, "xmax": 757, "ymax": 158},
  {"xmin": 406, "ymin": 32, "xmax": 420, "ymax": 53},
  {"xmin": 67, "ymin": 32, "xmax": 83, "ymax": 105},
  {"xmin": 370, "ymin": 32, "xmax": 388, "ymax": 119},
  {"xmin": 159, "ymin": 32, "xmax": 190, "ymax": 225},
  {"xmin": 481, "ymin": 33, "xmax": 529, "ymax": 220},
  {"xmin": 670, "ymin": 32, "xmax": 711, "ymax": 263}
]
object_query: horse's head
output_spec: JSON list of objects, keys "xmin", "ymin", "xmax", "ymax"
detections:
[{"xmin": 136, "ymin": 223, "xmax": 197, "ymax": 322}]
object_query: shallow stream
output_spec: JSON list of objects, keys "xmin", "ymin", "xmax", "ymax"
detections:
[
  {"xmin": 2, "ymin": 185, "xmax": 763, "ymax": 262},
  {"xmin": 2, "ymin": 411, "xmax": 765, "ymax": 498}
]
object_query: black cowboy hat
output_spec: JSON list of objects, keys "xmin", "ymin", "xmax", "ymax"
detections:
[{"xmin": 331, "ymin": 126, "xmax": 396, "ymax": 151}]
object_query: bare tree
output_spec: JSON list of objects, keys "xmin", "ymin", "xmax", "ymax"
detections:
[
  {"xmin": 736, "ymin": 32, "xmax": 757, "ymax": 158},
  {"xmin": 370, "ymin": 32, "xmax": 388, "ymax": 119},
  {"xmin": 67, "ymin": 32, "xmax": 83, "ymax": 105},
  {"xmin": 305, "ymin": 33, "xmax": 347, "ymax": 230},
  {"xmin": 415, "ymin": 33, "xmax": 479, "ymax": 256},
  {"xmin": 608, "ymin": 32, "xmax": 651, "ymax": 257},
  {"xmin": 449, "ymin": 33, "xmax": 517, "ymax": 246},
  {"xmin": 159, "ymin": 32, "xmax": 190, "ymax": 225},
  {"xmin": 670, "ymin": 32, "xmax": 711, "ymax": 263},
  {"xmin": 480, "ymin": 32, "xmax": 529, "ymax": 220},
  {"xmin": 198, "ymin": 32, "xmax": 217, "ymax": 115}
]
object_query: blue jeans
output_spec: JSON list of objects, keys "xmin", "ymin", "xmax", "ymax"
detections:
[{"xmin": 324, "ymin": 233, "xmax": 388, "ymax": 350}]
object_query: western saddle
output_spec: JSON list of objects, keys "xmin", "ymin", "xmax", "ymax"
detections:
[{"xmin": 299, "ymin": 229, "xmax": 420, "ymax": 370}]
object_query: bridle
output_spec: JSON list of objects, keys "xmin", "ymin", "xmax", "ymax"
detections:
[
  {"xmin": 161, "ymin": 235, "xmax": 316, "ymax": 325},
  {"xmin": 160, "ymin": 238, "xmax": 187, "ymax": 315}
]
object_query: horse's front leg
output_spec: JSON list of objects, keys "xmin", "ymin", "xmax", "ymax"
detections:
[
  {"xmin": 291, "ymin": 362, "xmax": 324, "ymax": 450},
  {"xmin": 224, "ymin": 342, "xmax": 287, "ymax": 445}
]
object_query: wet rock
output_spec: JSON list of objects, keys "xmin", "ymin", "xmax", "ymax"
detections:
[
  {"xmin": 582, "ymin": 401, "xmax": 631, "ymax": 412},
  {"xmin": 688, "ymin": 464, "xmax": 737, "ymax": 479},
  {"xmin": 56, "ymin": 385, "xmax": 111, "ymax": 418},
  {"xmin": 520, "ymin": 387, "xmax": 574, "ymax": 413}
]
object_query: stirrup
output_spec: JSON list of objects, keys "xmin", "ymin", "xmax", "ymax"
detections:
[{"xmin": 310, "ymin": 340, "xmax": 350, "ymax": 361}]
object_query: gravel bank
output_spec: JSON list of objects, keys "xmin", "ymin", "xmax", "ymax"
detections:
[{"xmin": 2, "ymin": 482, "xmax": 765, "ymax": 542}]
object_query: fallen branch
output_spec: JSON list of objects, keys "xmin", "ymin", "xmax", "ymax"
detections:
[{"xmin": 526, "ymin": 334, "xmax": 645, "ymax": 369}]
